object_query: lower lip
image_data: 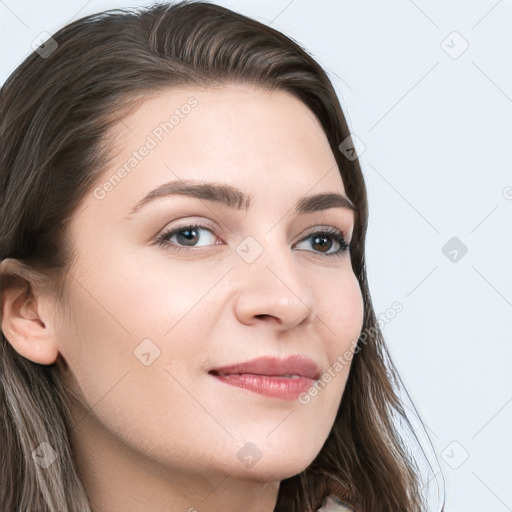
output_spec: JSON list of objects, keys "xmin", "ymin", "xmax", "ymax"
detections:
[{"xmin": 210, "ymin": 373, "xmax": 315, "ymax": 400}]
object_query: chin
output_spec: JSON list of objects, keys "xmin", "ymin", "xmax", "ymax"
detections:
[{"xmin": 227, "ymin": 449, "xmax": 320, "ymax": 483}]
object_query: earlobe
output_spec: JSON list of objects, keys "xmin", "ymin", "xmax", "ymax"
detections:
[{"xmin": 0, "ymin": 258, "xmax": 59, "ymax": 365}]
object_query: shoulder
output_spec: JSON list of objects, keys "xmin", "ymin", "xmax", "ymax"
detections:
[{"xmin": 317, "ymin": 494, "xmax": 355, "ymax": 512}]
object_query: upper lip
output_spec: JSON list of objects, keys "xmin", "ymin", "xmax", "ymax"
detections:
[{"xmin": 209, "ymin": 355, "xmax": 321, "ymax": 380}]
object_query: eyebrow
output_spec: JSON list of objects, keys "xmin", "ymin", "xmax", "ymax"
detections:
[{"xmin": 126, "ymin": 179, "xmax": 356, "ymax": 218}]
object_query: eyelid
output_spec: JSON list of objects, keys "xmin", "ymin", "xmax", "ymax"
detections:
[
  {"xmin": 156, "ymin": 219, "xmax": 350, "ymax": 243},
  {"xmin": 301, "ymin": 224, "xmax": 348, "ymax": 239},
  {"xmin": 155, "ymin": 219, "xmax": 351, "ymax": 259},
  {"xmin": 157, "ymin": 217, "xmax": 221, "ymax": 239},
  {"xmin": 154, "ymin": 219, "xmax": 223, "ymax": 251}
]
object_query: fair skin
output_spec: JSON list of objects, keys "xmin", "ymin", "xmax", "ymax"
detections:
[{"xmin": 1, "ymin": 84, "xmax": 364, "ymax": 512}]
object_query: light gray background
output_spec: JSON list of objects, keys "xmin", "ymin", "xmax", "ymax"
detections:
[{"xmin": 1, "ymin": 1, "xmax": 511, "ymax": 510}]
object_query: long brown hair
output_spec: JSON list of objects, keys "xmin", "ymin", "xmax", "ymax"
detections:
[{"xmin": 0, "ymin": 2, "xmax": 444, "ymax": 511}]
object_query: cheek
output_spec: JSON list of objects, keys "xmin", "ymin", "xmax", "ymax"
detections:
[
  {"xmin": 53, "ymin": 250, "xmax": 365, "ymax": 475},
  {"xmin": 320, "ymin": 269, "xmax": 365, "ymax": 349},
  {"xmin": 55, "ymin": 281, "xmax": 133, "ymax": 406},
  {"xmin": 300, "ymin": 269, "xmax": 363, "ymax": 397},
  {"xmin": 56, "ymin": 256, "xmax": 225, "ymax": 395},
  {"xmin": 119, "ymin": 251, "xmax": 231, "ymax": 333}
]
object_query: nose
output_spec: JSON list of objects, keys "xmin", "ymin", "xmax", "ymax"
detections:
[{"xmin": 232, "ymin": 245, "xmax": 316, "ymax": 331}]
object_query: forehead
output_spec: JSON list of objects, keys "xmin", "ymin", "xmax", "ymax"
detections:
[
  {"xmin": 113, "ymin": 83, "xmax": 330, "ymax": 153},
  {"xmin": 74, "ymin": 83, "xmax": 349, "ymax": 236},
  {"xmin": 103, "ymin": 83, "xmax": 344, "ymax": 189}
]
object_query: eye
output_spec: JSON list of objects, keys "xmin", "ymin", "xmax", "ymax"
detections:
[
  {"xmin": 293, "ymin": 227, "xmax": 349, "ymax": 258},
  {"xmin": 156, "ymin": 222, "xmax": 350, "ymax": 258},
  {"xmin": 156, "ymin": 223, "xmax": 220, "ymax": 252}
]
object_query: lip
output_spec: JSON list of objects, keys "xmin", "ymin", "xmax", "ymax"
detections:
[
  {"xmin": 208, "ymin": 355, "xmax": 320, "ymax": 400},
  {"xmin": 209, "ymin": 355, "xmax": 321, "ymax": 380}
]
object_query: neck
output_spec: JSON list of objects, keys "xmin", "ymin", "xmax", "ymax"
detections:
[{"xmin": 68, "ymin": 408, "xmax": 280, "ymax": 512}]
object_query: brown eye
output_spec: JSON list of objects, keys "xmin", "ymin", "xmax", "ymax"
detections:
[
  {"xmin": 311, "ymin": 234, "xmax": 334, "ymax": 253},
  {"xmin": 156, "ymin": 223, "xmax": 220, "ymax": 250},
  {"xmin": 294, "ymin": 228, "xmax": 349, "ymax": 258}
]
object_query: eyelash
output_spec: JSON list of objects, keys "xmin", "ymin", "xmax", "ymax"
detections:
[{"xmin": 155, "ymin": 223, "xmax": 350, "ymax": 258}]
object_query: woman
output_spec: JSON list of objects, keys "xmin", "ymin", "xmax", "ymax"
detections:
[{"xmin": 0, "ymin": 2, "xmax": 444, "ymax": 511}]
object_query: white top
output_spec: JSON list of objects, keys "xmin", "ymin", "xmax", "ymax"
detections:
[{"xmin": 317, "ymin": 494, "xmax": 354, "ymax": 512}]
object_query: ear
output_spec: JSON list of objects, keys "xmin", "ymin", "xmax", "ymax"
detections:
[{"xmin": 1, "ymin": 258, "xmax": 59, "ymax": 365}]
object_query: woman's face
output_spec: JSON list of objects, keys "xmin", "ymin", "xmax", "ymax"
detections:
[{"xmin": 55, "ymin": 84, "xmax": 364, "ymax": 487}]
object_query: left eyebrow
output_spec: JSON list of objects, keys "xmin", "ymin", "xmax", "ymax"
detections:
[{"xmin": 125, "ymin": 179, "xmax": 356, "ymax": 219}]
